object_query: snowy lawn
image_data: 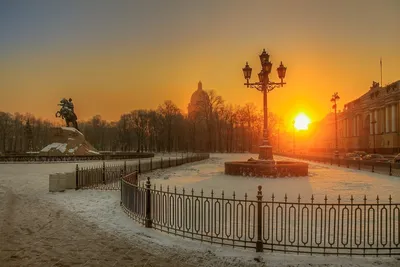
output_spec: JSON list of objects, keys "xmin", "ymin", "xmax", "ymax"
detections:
[
  {"xmin": 141, "ymin": 153, "xmax": 400, "ymax": 203},
  {"xmin": 1, "ymin": 153, "xmax": 400, "ymax": 266}
]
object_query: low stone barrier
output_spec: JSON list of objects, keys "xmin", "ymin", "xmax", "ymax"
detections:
[
  {"xmin": 49, "ymin": 171, "xmax": 75, "ymax": 192},
  {"xmin": 224, "ymin": 160, "xmax": 308, "ymax": 177}
]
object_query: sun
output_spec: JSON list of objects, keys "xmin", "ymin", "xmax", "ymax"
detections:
[{"xmin": 294, "ymin": 113, "xmax": 311, "ymax": 130}]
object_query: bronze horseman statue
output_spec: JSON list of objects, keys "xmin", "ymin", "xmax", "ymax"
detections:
[{"xmin": 55, "ymin": 98, "xmax": 79, "ymax": 130}]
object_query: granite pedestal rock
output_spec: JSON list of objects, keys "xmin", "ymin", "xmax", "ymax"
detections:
[{"xmin": 40, "ymin": 127, "xmax": 99, "ymax": 156}]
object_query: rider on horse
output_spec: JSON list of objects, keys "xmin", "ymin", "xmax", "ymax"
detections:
[{"xmin": 56, "ymin": 98, "xmax": 79, "ymax": 129}]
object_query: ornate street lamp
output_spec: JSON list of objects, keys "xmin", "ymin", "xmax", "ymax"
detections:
[
  {"xmin": 242, "ymin": 49, "xmax": 287, "ymax": 160},
  {"xmin": 331, "ymin": 92, "xmax": 340, "ymax": 158}
]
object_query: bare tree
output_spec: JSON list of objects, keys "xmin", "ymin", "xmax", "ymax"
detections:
[
  {"xmin": 241, "ymin": 103, "xmax": 258, "ymax": 152},
  {"xmin": 158, "ymin": 100, "xmax": 181, "ymax": 152},
  {"xmin": 197, "ymin": 90, "xmax": 224, "ymax": 152}
]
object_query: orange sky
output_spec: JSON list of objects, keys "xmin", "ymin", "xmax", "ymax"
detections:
[{"xmin": 0, "ymin": 1, "xmax": 399, "ymax": 128}]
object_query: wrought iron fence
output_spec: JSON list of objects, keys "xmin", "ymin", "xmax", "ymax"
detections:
[
  {"xmin": 121, "ymin": 177, "xmax": 400, "ymax": 256},
  {"xmin": 76, "ymin": 153, "xmax": 210, "ymax": 190},
  {"xmin": 276, "ymin": 153, "xmax": 400, "ymax": 177}
]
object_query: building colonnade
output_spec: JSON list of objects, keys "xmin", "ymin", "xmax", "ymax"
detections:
[
  {"xmin": 340, "ymin": 103, "xmax": 398, "ymax": 138},
  {"xmin": 369, "ymin": 103, "xmax": 398, "ymax": 135}
]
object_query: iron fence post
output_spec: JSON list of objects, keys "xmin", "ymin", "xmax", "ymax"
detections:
[
  {"xmin": 256, "ymin": 185, "xmax": 264, "ymax": 252},
  {"xmin": 120, "ymin": 170, "xmax": 123, "ymax": 206},
  {"xmin": 139, "ymin": 159, "xmax": 141, "ymax": 174},
  {"xmin": 75, "ymin": 164, "xmax": 79, "ymax": 190},
  {"xmin": 102, "ymin": 161, "xmax": 106, "ymax": 184},
  {"xmin": 372, "ymin": 163, "xmax": 375, "ymax": 173},
  {"xmin": 145, "ymin": 177, "xmax": 153, "ymax": 228},
  {"xmin": 389, "ymin": 163, "xmax": 392, "ymax": 176},
  {"xmin": 124, "ymin": 160, "xmax": 127, "ymax": 175}
]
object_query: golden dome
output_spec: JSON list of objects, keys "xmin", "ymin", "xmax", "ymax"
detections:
[{"xmin": 188, "ymin": 81, "xmax": 209, "ymax": 116}]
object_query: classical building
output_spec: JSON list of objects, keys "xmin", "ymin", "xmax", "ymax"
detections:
[
  {"xmin": 310, "ymin": 80, "xmax": 400, "ymax": 154},
  {"xmin": 188, "ymin": 81, "xmax": 209, "ymax": 118},
  {"xmin": 187, "ymin": 81, "xmax": 210, "ymax": 151}
]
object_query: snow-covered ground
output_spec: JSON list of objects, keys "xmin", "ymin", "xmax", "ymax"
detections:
[
  {"xmin": 1, "ymin": 153, "xmax": 399, "ymax": 266},
  {"xmin": 142, "ymin": 153, "xmax": 400, "ymax": 203}
]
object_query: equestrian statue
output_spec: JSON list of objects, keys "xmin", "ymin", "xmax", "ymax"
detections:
[{"xmin": 55, "ymin": 98, "xmax": 79, "ymax": 130}]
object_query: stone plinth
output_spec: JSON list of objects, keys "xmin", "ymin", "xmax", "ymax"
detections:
[
  {"xmin": 225, "ymin": 160, "xmax": 308, "ymax": 177},
  {"xmin": 39, "ymin": 127, "xmax": 99, "ymax": 156},
  {"xmin": 259, "ymin": 145, "xmax": 273, "ymax": 160}
]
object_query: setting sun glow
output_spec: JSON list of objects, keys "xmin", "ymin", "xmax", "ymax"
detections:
[{"xmin": 294, "ymin": 113, "xmax": 311, "ymax": 130}]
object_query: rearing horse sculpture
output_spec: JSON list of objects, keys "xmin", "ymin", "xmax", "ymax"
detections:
[{"xmin": 55, "ymin": 98, "xmax": 79, "ymax": 130}]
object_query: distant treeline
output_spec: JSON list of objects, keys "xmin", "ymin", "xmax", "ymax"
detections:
[{"xmin": 0, "ymin": 90, "xmax": 284, "ymax": 154}]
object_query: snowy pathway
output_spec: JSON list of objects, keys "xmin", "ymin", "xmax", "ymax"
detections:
[
  {"xmin": 1, "ymin": 154, "xmax": 400, "ymax": 266},
  {"xmin": 0, "ymin": 159, "xmax": 196, "ymax": 266}
]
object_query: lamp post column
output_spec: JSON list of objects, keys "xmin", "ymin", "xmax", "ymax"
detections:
[
  {"xmin": 259, "ymin": 77, "xmax": 272, "ymax": 160},
  {"xmin": 263, "ymin": 83, "xmax": 268, "ymax": 146},
  {"xmin": 334, "ymin": 104, "xmax": 338, "ymax": 157},
  {"xmin": 242, "ymin": 49, "xmax": 287, "ymax": 161},
  {"xmin": 331, "ymin": 92, "xmax": 340, "ymax": 157}
]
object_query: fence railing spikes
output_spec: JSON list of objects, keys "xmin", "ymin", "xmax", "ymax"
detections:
[{"xmin": 120, "ymin": 175, "xmax": 400, "ymax": 256}]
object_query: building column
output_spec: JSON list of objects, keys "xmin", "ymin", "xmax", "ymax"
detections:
[
  {"xmin": 355, "ymin": 115, "xmax": 358, "ymax": 136},
  {"xmin": 347, "ymin": 118, "xmax": 351, "ymax": 137},
  {"xmin": 392, "ymin": 104, "xmax": 397, "ymax": 132},
  {"xmin": 369, "ymin": 111, "xmax": 373, "ymax": 135},
  {"xmin": 386, "ymin": 106, "xmax": 390, "ymax": 133},
  {"xmin": 374, "ymin": 109, "xmax": 378, "ymax": 134},
  {"xmin": 352, "ymin": 118, "xmax": 355, "ymax": 137}
]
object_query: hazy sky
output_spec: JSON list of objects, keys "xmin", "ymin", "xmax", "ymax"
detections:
[{"xmin": 0, "ymin": 0, "xmax": 399, "ymax": 126}]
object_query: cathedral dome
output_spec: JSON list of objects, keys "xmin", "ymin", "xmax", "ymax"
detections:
[{"xmin": 188, "ymin": 81, "xmax": 209, "ymax": 117}]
